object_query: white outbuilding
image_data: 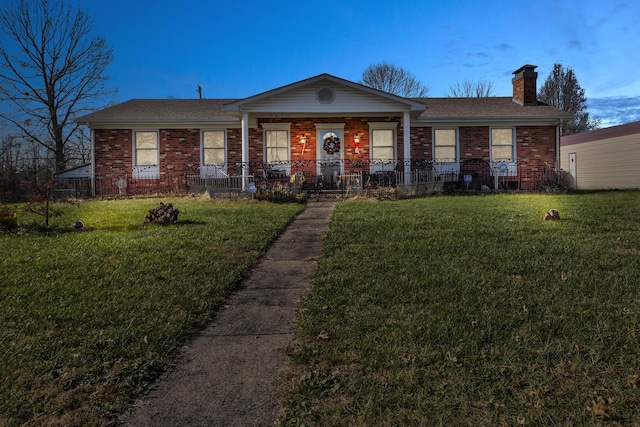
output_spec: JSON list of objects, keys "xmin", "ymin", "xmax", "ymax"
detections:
[{"xmin": 561, "ymin": 121, "xmax": 640, "ymax": 190}]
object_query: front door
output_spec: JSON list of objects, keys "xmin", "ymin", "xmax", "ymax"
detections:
[{"xmin": 317, "ymin": 129, "xmax": 342, "ymax": 186}]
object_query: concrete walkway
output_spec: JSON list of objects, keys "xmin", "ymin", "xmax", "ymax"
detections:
[{"xmin": 120, "ymin": 199, "xmax": 337, "ymax": 427}]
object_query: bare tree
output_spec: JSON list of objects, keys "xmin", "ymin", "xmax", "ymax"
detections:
[
  {"xmin": 65, "ymin": 127, "xmax": 92, "ymax": 165},
  {"xmin": 0, "ymin": 0, "xmax": 115, "ymax": 172},
  {"xmin": 538, "ymin": 63, "xmax": 600, "ymax": 136},
  {"xmin": 0, "ymin": 133, "xmax": 22, "ymax": 195},
  {"xmin": 447, "ymin": 79, "xmax": 495, "ymax": 97},
  {"xmin": 360, "ymin": 62, "xmax": 429, "ymax": 98}
]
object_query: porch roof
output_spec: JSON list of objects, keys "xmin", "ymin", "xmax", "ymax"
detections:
[{"xmin": 222, "ymin": 74, "xmax": 427, "ymax": 116}]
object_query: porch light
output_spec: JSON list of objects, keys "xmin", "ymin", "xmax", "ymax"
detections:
[
  {"xmin": 300, "ymin": 134, "xmax": 307, "ymax": 155},
  {"xmin": 354, "ymin": 133, "xmax": 360, "ymax": 153}
]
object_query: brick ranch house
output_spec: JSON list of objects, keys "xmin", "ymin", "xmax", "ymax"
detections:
[{"xmin": 77, "ymin": 64, "xmax": 571, "ymax": 196}]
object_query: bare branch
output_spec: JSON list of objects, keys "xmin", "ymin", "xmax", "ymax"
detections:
[
  {"xmin": 359, "ymin": 61, "xmax": 429, "ymax": 98},
  {"xmin": 447, "ymin": 79, "xmax": 495, "ymax": 97},
  {"xmin": 0, "ymin": 0, "xmax": 115, "ymax": 171}
]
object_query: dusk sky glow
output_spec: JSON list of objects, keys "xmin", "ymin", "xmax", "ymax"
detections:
[{"xmin": 36, "ymin": 1, "xmax": 640, "ymax": 126}]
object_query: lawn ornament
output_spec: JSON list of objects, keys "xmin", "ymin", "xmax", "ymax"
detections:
[{"xmin": 543, "ymin": 209, "xmax": 560, "ymax": 220}]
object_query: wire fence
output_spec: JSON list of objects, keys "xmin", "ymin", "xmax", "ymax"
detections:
[{"xmin": 3, "ymin": 158, "xmax": 566, "ymax": 201}]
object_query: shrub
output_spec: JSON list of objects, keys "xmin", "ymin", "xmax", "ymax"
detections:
[{"xmin": 0, "ymin": 206, "xmax": 17, "ymax": 230}]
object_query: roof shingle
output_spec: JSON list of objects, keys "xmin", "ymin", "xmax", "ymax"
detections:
[
  {"xmin": 76, "ymin": 99, "xmax": 239, "ymax": 124},
  {"xmin": 415, "ymin": 97, "xmax": 571, "ymax": 120},
  {"xmin": 77, "ymin": 96, "xmax": 570, "ymax": 124}
]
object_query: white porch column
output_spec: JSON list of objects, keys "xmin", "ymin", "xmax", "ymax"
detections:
[
  {"xmin": 403, "ymin": 110, "xmax": 411, "ymax": 187},
  {"xmin": 241, "ymin": 112, "xmax": 249, "ymax": 191}
]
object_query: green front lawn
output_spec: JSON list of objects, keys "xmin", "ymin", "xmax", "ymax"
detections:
[
  {"xmin": 0, "ymin": 198, "xmax": 303, "ymax": 426},
  {"xmin": 280, "ymin": 192, "xmax": 640, "ymax": 426}
]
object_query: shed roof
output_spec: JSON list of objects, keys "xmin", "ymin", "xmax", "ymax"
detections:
[
  {"xmin": 53, "ymin": 163, "xmax": 91, "ymax": 178},
  {"xmin": 561, "ymin": 120, "xmax": 640, "ymax": 146}
]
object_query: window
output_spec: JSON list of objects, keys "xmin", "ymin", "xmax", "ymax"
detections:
[
  {"xmin": 369, "ymin": 122, "xmax": 397, "ymax": 173},
  {"xmin": 433, "ymin": 129, "xmax": 457, "ymax": 162},
  {"xmin": 134, "ymin": 131, "xmax": 158, "ymax": 166},
  {"xmin": 371, "ymin": 129, "xmax": 394, "ymax": 161},
  {"xmin": 133, "ymin": 131, "xmax": 159, "ymax": 178},
  {"xmin": 201, "ymin": 130, "xmax": 227, "ymax": 178},
  {"xmin": 491, "ymin": 128, "xmax": 515, "ymax": 162},
  {"xmin": 265, "ymin": 130, "xmax": 289, "ymax": 163},
  {"xmin": 262, "ymin": 122, "xmax": 291, "ymax": 176},
  {"xmin": 203, "ymin": 131, "xmax": 226, "ymax": 165}
]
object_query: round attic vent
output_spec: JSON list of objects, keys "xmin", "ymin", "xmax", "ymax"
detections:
[{"xmin": 317, "ymin": 87, "xmax": 335, "ymax": 104}]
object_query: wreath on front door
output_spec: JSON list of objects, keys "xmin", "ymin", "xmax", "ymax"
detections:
[{"xmin": 323, "ymin": 133, "xmax": 341, "ymax": 155}]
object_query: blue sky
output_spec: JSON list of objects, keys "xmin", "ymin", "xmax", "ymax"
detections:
[{"xmin": 80, "ymin": 0, "xmax": 639, "ymax": 127}]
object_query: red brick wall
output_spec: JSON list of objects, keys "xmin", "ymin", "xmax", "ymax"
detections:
[
  {"xmin": 227, "ymin": 129, "xmax": 242, "ymax": 173},
  {"xmin": 410, "ymin": 126, "xmax": 432, "ymax": 160},
  {"xmin": 516, "ymin": 125, "xmax": 557, "ymax": 168},
  {"xmin": 460, "ymin": 127, "xmax": 490, "ymax": 160},
  {"xmin": 94, "ymin": 128, "xmax": 246, "ymax": 178},
  {"xmin": 247, "ymin": 127, "xmax": 263, "ymax": 175},
  {"xmin": 94, "ymin": 129, "xmax": 132, "ymax": 178},
  {"xmin": 252, "ymin": 117, "xmax": 400, "ymax": 175},
  {"xmin": 513, "ymin": 76, "xmax": 537, "ymax": 106},
  {"xmin": 160, "ymin": 129, "xmax": 200, "ymax": 175},
  {"xmin": 92, "ymin": 122, "xmax": 558, "ymax": 184}
]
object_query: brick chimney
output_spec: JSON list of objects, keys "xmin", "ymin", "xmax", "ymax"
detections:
[{"xmin": 512, "ymin": 64, "xmax": 538, "ymax": 106}]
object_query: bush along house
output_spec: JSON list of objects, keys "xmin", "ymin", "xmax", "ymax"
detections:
[{"xmin": 77, "ymin": 64, "xmax": 572, "ymax": 196}]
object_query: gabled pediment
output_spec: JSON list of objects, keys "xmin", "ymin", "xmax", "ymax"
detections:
[{"xmin": 223, "ymin": 74, "xmax": 426, "ymax": 116}]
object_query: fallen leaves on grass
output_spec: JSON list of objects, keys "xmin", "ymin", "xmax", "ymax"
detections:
[
  {"xmin": 316, "ymin": 331, "xmax": 330, "ymax": 341},
  {"xmin": 587, "ymin": 396, "xmax": 609, "ymax": 418}
]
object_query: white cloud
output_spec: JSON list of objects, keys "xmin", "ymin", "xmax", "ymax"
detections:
[{"xmin": 589, "ymin": 96, "xmax": 640, "ymax": 127}]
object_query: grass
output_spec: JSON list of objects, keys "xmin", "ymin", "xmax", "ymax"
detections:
[
  {"xmin": 0, "ymin": 197, "xmax": 303, "ymax": 426},
  {"xmin": 279, "ymin": 192, "xmax": 640, "ymax": 426}
]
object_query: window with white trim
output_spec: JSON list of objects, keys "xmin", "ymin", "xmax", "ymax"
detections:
[
  {"xmin": 203, "ymin": 131, "xmax": 226, "ymax": 165},
  {"xmin": 135, "ymin": 131, "xmax": 158, "ymax": 166},
  {"xmin": 369, "ymin": 122, "xmax": 397, "ymax": 173},
  {"xmin": 371, "ymin": 129, "xmax": 394, "ymax": 160},
  {"xmin": 266, "ymin": 130, "xmax": 289, "ymax": 163},
  {"xmin": 201, "ymin": 130, "xmax": 227, "ymax": 177},
  {"xmin": 262, "ymin": 122, "xmax": 291, "ymax": 176},
  {"xmin": 433, "ymin": 129, "xmax": 457, "ymax": 162},
  {"xmin": 134, "ymin": 131, "xmax": 159, "ymax": 178},
  {"xmin": 491, "ymin": 128, "xmax": 515, "ymax": 162}
]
